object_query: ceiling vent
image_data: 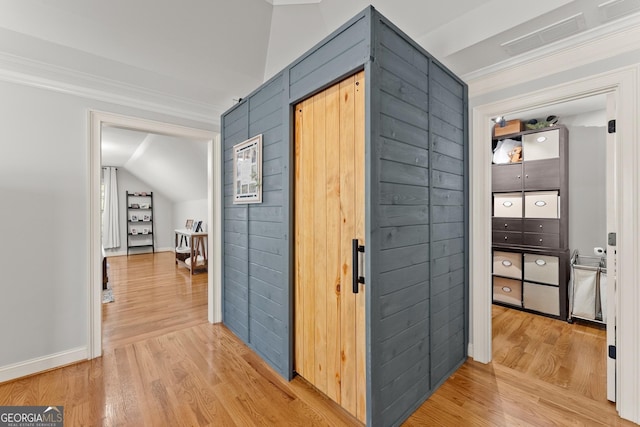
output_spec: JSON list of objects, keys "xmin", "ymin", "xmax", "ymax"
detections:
[
  {"xmin": 598, "ymin": 0, "xmax": 640, "ymax": 22},
  {"xmin": 264, "ymin": 0, "xmax": 321, "ymax": 4},
  {"xmin": 501, "ymin": 13, "xmax": 587, "ymax": 56}
]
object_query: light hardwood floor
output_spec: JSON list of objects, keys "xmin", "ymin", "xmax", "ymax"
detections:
[{"xmin": 0, "ymin": 253, "xmax": 635, "ymax": 426}]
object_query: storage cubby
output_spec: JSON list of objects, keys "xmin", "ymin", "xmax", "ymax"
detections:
[{"xmin": 491, "ymin": 125, "xmax": 569, "ymax": 319}]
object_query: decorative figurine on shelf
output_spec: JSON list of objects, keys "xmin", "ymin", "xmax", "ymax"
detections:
[
  {"xmin": 525, "ymin": 115, "xmax": 559, "ymax": 130},
  {"xmin": 509, "ymin": 146, "xmax": 522, "ymax": 163}
]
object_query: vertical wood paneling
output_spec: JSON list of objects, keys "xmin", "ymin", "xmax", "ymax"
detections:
[
  {"xmin": 294, "ymin": 72, "xmax": 365, "ymax": 423},
  {"xmin": 339, "ymin": 74, "xmax": 357, "ymax": 416},
  {"xmin": 301, "ymin": 97, "xmax": 316, "ymax": 383},
  {"xmin": 325, "ymin": 83, "xmax": 342, "ymax": 403},
  {"xmin": 354, "ymin": 70, "xmax": 367, "ymax": 422},
  {"xmin": 294, "ymin": 104, "xmax": 304, "ymax": 377},
  {"xmin": 313, "ymin": 91, "xmax": 328, "ymax": 393}
]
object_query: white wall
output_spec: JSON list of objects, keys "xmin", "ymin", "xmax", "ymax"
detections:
[
  {"xmin": 173, "ymin": 199, "xmax": 208, "ymax": 232},
  {"xmin": 103, "ymin": 168, "xmax": 175, "ymax": 256},
  {"xmin": 0, "ymin": 79, "xmax": 212, "ymax": 373},
  {"xmin": 567, "ymin": 125, "xmax": 607, "ymax": 257}
]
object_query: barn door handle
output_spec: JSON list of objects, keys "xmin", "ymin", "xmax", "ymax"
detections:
[{"xmin": 352, "ymin": 239, "xmax": 365, "ymax": 293}]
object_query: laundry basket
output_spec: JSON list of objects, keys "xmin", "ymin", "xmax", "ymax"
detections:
[{"xmin": 569, "ymin": 249, "xmax": 606, "ymax": 323}]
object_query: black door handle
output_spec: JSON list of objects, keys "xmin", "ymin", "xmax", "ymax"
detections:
[{"xmin": 352, "ymin": 239, "xmax": 365, "ymax": 293}]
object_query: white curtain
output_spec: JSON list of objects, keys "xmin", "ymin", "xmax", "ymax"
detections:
[{"xmin": 102, "ymin": 167, "xmax": 120, "ymax": 249}]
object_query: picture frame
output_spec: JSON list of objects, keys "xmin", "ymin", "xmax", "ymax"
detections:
[
  {"xmin": 143, "ymin": 214, "xmax": 150, "ymax": 221},
  {"xmin": 131, "ymin": 215, "xmax": 138, "ymax": 222},
  {"xmin": 185, "ymin": 219, "xmax": 194, "ymax": 230},
  {"xmin": 233, "ymin": 134, "xmax": 262, "ymax": 204}
]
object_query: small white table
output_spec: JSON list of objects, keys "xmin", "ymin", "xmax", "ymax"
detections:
[{"xmin": 174, "ymin": 229, "xmax": 208, "ymax": 274}]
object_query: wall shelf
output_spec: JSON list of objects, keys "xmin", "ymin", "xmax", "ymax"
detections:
[{"xmin": 126, "ymin": 191, "xmax": 155, "ymax": 255}]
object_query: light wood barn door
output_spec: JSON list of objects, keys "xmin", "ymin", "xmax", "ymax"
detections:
[{"xmin": 294, "ymin": 70, "xmax": 366, "ymax": 422}]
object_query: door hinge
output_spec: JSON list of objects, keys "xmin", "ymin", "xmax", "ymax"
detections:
[
  {"xmin": 609, "ymin": 345, "xmax": 616, "ymax": 360},
  {"xmin": 608, "ymin": 119, "xmax": 616, "ymax": 134},
  {"xmin": 608, "ymin": 232, "xmax": 617, "ymax": 246}
]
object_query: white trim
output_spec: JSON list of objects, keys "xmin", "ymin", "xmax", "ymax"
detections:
[
  {"xmin": 0, "ymin": 51, "xmax": 222, "ymax": 125},
  {"xmin": 89, "ymin": 110, "xmax": 221, "ymax": 358},
  {"xmin": 470, "ymin": 105, "xmax": 493, "ymax": 364},
  {"xmin": 104, "ymin": 247, "xmax": 175, "ymax": 258},
  {"xmin": 470, "ymin": 66, "xmax": 639, "ymax": 423},
  {"xmin": 464, "ymin": 17, "xmax": 640, "ymax": 97},
  {"xmin": 210, "ymin": 134, "xmax": 223, "ymax": 323},
  {"xmin": 606, "ymin": 92, "xmax": 617, "ymax": 402},
  {"xmin": 0, "ymin": 347, "xmax": 87, "ymax": 383}
]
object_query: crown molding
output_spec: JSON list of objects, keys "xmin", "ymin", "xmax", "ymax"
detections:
[
  {"xmin": 0, "ymin": 51, "xmax": 222, "ymax": 125},
  {"xmin": 464, "ymin": 13, "xmax": 640, "ymax": 98}
]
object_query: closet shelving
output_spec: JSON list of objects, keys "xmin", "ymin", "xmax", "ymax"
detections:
[{"xmin": 491, "ymin": 125, "xmax": 570, "ymax": 320}]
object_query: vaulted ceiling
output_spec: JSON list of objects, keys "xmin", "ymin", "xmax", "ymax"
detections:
[
  {"xmin": 3, "ymin": 0, "xmax": 637, "ymax": 202},
  {"xmin": 3, "ymin": 0, "xmax": 639, "ymax": 122}
]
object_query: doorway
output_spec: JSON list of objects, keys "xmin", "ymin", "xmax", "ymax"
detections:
[
  {"xmin": 471, "ymin": 67, "xmax": 640, "ymax": 421},
  {"xmin": 489, "ymin": 92, "xmax": 610, "ymax": 400},
  {"xmin": 88, "ymin": 110, "xmax": 221, "ymax": 358},
  {"xmin": 293, "ymin": 71, "xmax": 366, "ymax": 422}
]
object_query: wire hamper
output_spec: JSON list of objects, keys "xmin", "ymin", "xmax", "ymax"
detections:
[{"xmin": 568, "ymin": 249, "xmax": 607, "ymax": 324}]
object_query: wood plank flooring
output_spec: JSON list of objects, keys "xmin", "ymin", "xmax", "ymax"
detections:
[
  {"xmin": 102, "ymin": 252, "xmax": 208, "ymax": 351},
  {"xmin": 0, "ymin": 253, "xmax": 635, "ymax": 426}
]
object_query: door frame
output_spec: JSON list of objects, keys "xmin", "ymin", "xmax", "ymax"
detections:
[
  {"xmin": 88, "ymin": 110, "xmax": 222, "ymax": 358},
  {"xmin": 469, "ymin": 66, "xmax": 639, "ymax": 422}
]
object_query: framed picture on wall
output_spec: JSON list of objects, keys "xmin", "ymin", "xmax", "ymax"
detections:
[{"xmin": 233, "ymin": 134, "xmax": 262, "ymax": 204}]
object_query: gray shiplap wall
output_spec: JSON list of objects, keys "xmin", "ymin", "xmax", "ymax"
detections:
[
  {"xmin": 221, "ymin": 7, "xmax": 468, "ymax": 426},
  {"xmin": 222, "ymin": 75, "xmax": 289, "ymax": 374},
  {"xmin": 368, "ymin": 17, "xmax": 467, "ymax": 425}
]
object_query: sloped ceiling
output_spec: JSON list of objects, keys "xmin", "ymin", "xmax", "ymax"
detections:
[{"xmin": 102, "ymin": 126, "xmax": 208, "ymax": 203}]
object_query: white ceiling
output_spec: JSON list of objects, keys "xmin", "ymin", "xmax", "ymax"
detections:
[
  {"xmin": 3, "ymin": 0, "xmax": 639, "ymax": 118},
  {"xmin": 4, "ymin": 0, "xmax": 637, "ymax": 202},
  {"xmin": 102, "ymin": 126, "xmax": 208, "ymax": 203}
]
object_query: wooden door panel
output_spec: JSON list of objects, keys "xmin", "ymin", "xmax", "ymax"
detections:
[
  {"xmin": 313, "ymin": 90, "xmax": 328, "ymax": 394},
  {"xmin": 354, "ymin": 70, "xmax": 366, "ymax": 422},
  {"xmin": 339, "ymin": 74, "xmax": 357, "ymax": 415},
  {"xmin": 325, "ymin": 83, "xmax": 342, "ymax": 403},
  {"xmin": 294, "ymin": 70, "xmax": 365, "ymax": 422}
]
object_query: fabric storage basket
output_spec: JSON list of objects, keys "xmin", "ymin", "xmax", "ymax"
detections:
[
  {"xmin": 494, "ymin": 193, "xmax": 523, "ymax": 218},
  {"xmin": 523, "ymin": 282, "xmax": 560, "ymax": 316},
  {"xmin": 493, "ymin": 277, "xmax": 522, "ymax": 307},
  {"xmin": 524, "ymin": 191, "xmax": 559, "ymax": 218},
  {"xmin": 522, "ymin": 128, "xmax": 559, "ymax": 161},
  {"xmin": 524, "ymin": 253, "xmax": 559, "ymax": 285},
  {"xmin": 493, "ymin": 251, "xmax": 522, "ymax": 279}
]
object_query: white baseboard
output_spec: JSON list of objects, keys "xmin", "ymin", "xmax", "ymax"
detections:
[
  {"xmin": 105, "ymin": 247, "xmax": 173, "ymax": 258},
  {"xmin": 0, "ymin": 347, "xmax": 87, "ymax": 383}
]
